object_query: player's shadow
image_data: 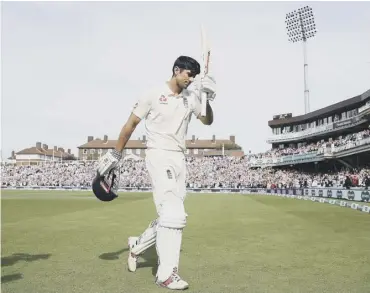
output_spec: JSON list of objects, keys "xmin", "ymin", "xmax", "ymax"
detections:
[
  {"xmin": 99, "ymin": 246, "xmax": 158, "ymax": 276},
  {"xmin": 1, "ymin": 253, "xmax": 52, "ymax": 267},
  {"xmin": 1, "ymin": 253, "xmax": 52, "ymax": 284},
  {"xmin": 1, "ymin": 273, "xmax": 23, "ymax": 284}
]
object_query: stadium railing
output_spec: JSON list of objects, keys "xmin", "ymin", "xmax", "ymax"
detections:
[
  {"xmin": 332, "ymin": 136, "xmax": 370, "ymax": 153},
  {"xmin": 249, "ymin": 137, "xmax": 370, "ymax": 167}
]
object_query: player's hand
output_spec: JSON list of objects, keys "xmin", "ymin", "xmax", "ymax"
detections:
[
  {"xmin": 200, "ymin": 75, "xmax": 216, "ymax": 101},
  {"xmin": 96, "ymin": 149, "xmax": 122, "ymax": 176}
]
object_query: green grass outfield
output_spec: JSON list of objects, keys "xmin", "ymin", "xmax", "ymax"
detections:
[{"xmin": 1, "ymin": 190, "xmax": 370, "ymax": 293}]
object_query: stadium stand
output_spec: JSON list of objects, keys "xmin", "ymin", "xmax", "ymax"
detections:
[{"xmin": 249, "ymin": 89, "xmax": 370, "ymax": 171}]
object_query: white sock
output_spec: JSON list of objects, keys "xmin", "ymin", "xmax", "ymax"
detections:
[{"xmin": 156, "ymin": 225, "xmax": 183, "ymax": 282}]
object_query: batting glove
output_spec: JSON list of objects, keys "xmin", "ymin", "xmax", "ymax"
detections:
[
  {"xmin": 200, "ymin": 75, "xmax": 216, "ymax": 101},
  {"xmin": 96, "ymin": 149, "xmax": 122, "ymax": 176}
]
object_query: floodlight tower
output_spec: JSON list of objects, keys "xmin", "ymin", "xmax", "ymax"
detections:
[{"xmin": 286, "ymin": 6, "xmax": 317, "ymax": 114}]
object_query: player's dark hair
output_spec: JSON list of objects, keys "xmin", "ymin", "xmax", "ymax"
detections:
[{"xmin": 172, "ymin": 56, "xmax": 201, "ymax": 77}]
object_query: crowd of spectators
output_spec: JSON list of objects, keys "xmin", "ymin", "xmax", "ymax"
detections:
[
  {"xmin": 2, "ymin": 127, "xmax": 370, "ymax": 190},
  {"xmin": 2, "ymin": 157, "xmax": 369, "ymax": 190},
  {"xmin": 250, "ymin": 129, "xmax": 370, "ymax": 160}
]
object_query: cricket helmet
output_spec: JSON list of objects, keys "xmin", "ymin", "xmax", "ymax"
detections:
[{"xmin": 92, "ymin": 167, "xmax": 120, "ymax": 202}]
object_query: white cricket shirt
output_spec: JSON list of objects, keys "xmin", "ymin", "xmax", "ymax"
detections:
[{"xmin": 132, "ymin": 83, "xmax": 202, "ymax": 152}]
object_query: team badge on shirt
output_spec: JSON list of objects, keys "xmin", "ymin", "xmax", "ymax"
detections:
[{"xmin": 166, "ymin": 169, "xmax": 173, "ymax": 180}]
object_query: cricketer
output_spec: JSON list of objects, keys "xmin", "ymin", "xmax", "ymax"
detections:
[{"xmin": 96, "ymin": 55, "xmax": 216, "ymax": 290}]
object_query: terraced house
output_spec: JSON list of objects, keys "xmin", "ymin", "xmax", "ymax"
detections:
[{"xmin": 77, "ymin": 134, "xmax": 244, "ymax": 160}]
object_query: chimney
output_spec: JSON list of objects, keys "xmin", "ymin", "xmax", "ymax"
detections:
[
  {"xmin": 11, "ymin": 151, "xmax": 15, "ymax": 158},
  {"xmin": 60, "ymin": 148, "xmax": 65, "ymax": 153},
  {"xmin": 212, "ymin": 135, "xmax": 216, "ymax": 143},
  {"xmin": 36, "ymin": 142, "xmax": 42, "ymax": 149},
  {"xmin": 192, "ymin": 135, "xmax": 195, "ymax": 143},
  {"xmin": 88, "ymin": 136, "xmax": 94, "ymax": 142},
  {"xmin": 142, "ymin": 135, "xmax": 146, "ymax": 142},
  {"xmin": 54, "ymin": 146, "xmax": 58, "ymax": 152},
  {"xmin": 68, "ymin": 149, "xmax": 71, "ymax": 154},
  {"xmin": 103, "ymin": 135, "xmax": 108, "ymax": 142},
  {"xmin": 43, "ymin": 144, "xmax": 48, "ymax": 150},
  {"xmin": 230, "ymin": 135, "xmax": 236, "ymax": 143},
  {"xmin": 58, "ymin": 147, "xmax": 62, "ymax": 152}
]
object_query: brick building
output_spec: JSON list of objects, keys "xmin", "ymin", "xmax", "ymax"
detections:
[
  {"xmin": 12, "ymin": 142, "xmax": 76, "ymax": 165},
  {"xmin": 77, "ymin": 134, "xmax": 244, "ymax": 160}
]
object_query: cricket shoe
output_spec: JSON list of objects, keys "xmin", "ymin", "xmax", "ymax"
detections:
[
  {"xmin": 156, "ymin": 273, "xmax": 189, "ymax": 290},
  {"xmin": 127, "ymin": 236, "xmax": 139, "ymax": 272}
]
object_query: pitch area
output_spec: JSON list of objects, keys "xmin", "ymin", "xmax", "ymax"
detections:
[{"xmin": 1, "ymin": 190, "xmax": 370, "ymax": 293}]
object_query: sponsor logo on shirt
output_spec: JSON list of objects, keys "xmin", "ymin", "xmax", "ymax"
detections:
[{"xmin": 159, "ymin": 95, "xmax": 168, "ymax": 104}]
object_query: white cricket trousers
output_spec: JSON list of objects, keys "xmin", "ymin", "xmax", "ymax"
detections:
[
  {"xmin": 145, "ymin": 148, "xmax": 187, "ymax": 282},
  {"xmin": 145, "ymin": 148, "xmax": 187, "ymax": 215}
]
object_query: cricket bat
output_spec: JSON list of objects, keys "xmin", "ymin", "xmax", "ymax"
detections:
[{"xmin": 201, "ymin": 24, "xmax": 211, "ymax": 117}]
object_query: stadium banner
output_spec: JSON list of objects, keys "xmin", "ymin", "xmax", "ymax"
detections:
[
  {"xmin": 333, "ymin": 117, "xmax": 355, "ymax": 129},
  {"xmin": 302, "ymin": 187, "xmax": 370, "ymax": 202},
  {"xmin": 3, "ymin": 185, "xmax": 369, "ymax": 202}
]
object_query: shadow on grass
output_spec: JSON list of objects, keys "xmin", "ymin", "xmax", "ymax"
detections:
[
  {"xmin": 1, "ymin": 273, "xmax": 23, "ymax": 284},
  {"xmin": 99, "ymin": 246, "xmax": 158, "ymax": 276},
  {"xmin": 1, "ymin": 253, "xmax": 52, "ymax": 284},
  {"xmin": 1, "ymin": 253, "xmax": 52, "ymax": 267}
]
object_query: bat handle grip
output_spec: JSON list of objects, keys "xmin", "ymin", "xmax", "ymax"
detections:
[{"xmin": 201, "ymin": 91, "xmax": 207, "ymax": 117}]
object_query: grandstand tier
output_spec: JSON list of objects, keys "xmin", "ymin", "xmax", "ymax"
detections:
[{"xmin": 249, "ymin": 89, "xmax": 370, "ymax": 169}]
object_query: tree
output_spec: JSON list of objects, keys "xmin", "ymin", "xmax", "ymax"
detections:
[{"xmin": 215, "ymin": 143, "xmax": 242, "ymax": 150}]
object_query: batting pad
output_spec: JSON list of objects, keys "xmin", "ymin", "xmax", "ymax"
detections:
[
  {"xmin": 131, "ymin": 219, "xmax": 158, "ymax": 255},
  {"xmin": 156, "ymin": 226, "xmax": 183, "ymax": 282},
  {"xmin": 158, "ymin": 197, "xmax": 187, "ymax": 229}
]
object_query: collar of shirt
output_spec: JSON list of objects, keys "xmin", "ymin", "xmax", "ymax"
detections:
[{"xmin": 163, "ymin": 83, "xmax": 189, "ymax": 99}]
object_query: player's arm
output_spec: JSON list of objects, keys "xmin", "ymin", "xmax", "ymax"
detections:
[
  {"xmin": 197, "ymin": 101, "xmax": 213, "ymax": 125},
  {"xmin": 193, "ymin": 89, "xmax": 214, "ymax": 126},
  {"xmin": 115, "ymin": 93, "xmax": 152, "ymax": 152},
  {"xmin": 96, "ymin": 93, "xmax": 152, "ymax": 176},
  {"xmin": 114, "ymin": 113, "xmax": 141, "ymax": 152}
]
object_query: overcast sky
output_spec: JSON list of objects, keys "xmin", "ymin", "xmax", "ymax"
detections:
[{"xmin": 1, "ymin": 1, "xmax": 370, "ymax": 159}]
